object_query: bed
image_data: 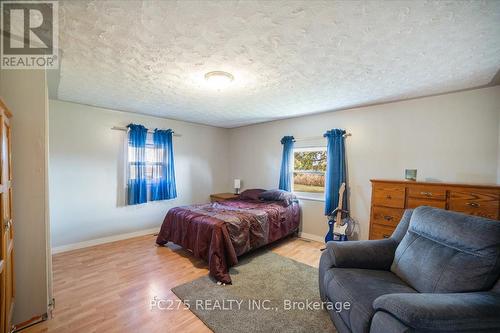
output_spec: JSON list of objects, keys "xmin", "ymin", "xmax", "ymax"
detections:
[{"xmin": 156, "ymin": 190, "xmax": 300, "ymax": 283}]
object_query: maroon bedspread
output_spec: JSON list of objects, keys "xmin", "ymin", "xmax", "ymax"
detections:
[{"xmin": 156, "ymin": 199, "xmax": 300, "ymax": 283}]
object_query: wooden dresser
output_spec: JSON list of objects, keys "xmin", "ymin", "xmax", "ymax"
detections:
[{"xmin": 369, "ymin": 179, "xmax": 500, "ymax": 240}]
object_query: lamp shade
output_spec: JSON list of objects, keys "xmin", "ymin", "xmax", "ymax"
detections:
[{"xmin": 234, "ymin": 179, "xmax": 241, "ymax": 189}]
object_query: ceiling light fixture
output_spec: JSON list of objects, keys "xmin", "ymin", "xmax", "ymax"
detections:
[{"xmin": 204, "ymin": 71, "xmax": 234, "ymax": 89}]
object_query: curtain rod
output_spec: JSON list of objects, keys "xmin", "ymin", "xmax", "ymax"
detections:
[
  {"xmin": 111, "ymin": 126, "xmax": 182, "ymax": 137},
  {"xmin": 294, "ymin": 133, "xmax": 351, "ymax": 142}
]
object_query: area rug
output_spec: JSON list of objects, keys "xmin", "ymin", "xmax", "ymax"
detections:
[{"xmin": 172, "ymin": 250, "xmax": 337, "ymax": 333}]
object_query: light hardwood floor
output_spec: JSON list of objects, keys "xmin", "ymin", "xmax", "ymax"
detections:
[{"xmin": 22, "ymin": 235, "xmax": 324, "ymax": 333}]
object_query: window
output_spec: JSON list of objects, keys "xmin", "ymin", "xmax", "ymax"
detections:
[
  {"xmin": 293, "ymin": 147, "xmax": 326, "ymax": 194},
  {"xmin": 125, "ymin": 124, "xmax": 177, "ymax": 205},
  {"xmin": 127, "ymin": 133, "xmax": 156, "ymax": 183}
]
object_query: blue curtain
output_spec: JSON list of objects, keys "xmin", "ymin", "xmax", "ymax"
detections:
[
  {"xmin": 127, "ymin": 124, "xmax": 148, "ymax": 205},
  {"xmin": 151, "ymin": 129, "xmax": 177, "ymax": 201},
  {"xmin": 324, "ymin": 129, "xmax": 346, "ymax": 215},
  {"xmin": 279, "ymin": 136, "xmax": 295, "ymax": 191}
]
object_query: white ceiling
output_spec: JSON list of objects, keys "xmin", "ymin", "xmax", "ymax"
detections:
[{"xmin": 54, "ymin": 0, "xmax": 500, "ymax": 128}]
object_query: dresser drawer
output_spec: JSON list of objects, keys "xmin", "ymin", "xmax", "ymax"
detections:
[
  {"xmin": 408, "ymin": 186, "xmax": 446, "ymax": 200},
  {"xmin": 407, "ymin": 197, "xmax": 446, "ymax": 209},
  {"xmin": 372, "ymin": 185, "xmax": 405, "ymax": 208},
  {"xmin": 371, "ymin": 207, "xmax": 403, "ymax": 228},
  {"xmin": 369, "ymin": 224, "xmax": 395, "ymax": 240},
  {"xmin": 449, "ymin": 190, "xmax": 499, "ymax": 220}
]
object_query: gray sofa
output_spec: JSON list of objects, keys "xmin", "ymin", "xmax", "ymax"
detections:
[{"xmin": 319, "ymin": 206, "xmax": 500, "ymax": 333}]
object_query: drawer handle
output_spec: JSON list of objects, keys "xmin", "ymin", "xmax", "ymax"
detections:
[
  {"xmin": 466, "ymin": 202, "xmax": 480, "ymax": 208},
  {"xmin": 386, "ymin": 195, "xmax": 392, "ymax": 199},
  {"xmin": 383, "ymin": 215, "xmax": 393, "ymax": 221},
  {"xmin": 420, "ymin": 191, "xmax": 433, "ymax": 197},
  {"xmin": 382, "ymin": 234, "xmax": 390, "ymax": 239}
]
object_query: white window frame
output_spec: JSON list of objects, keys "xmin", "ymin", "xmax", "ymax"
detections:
[
  {"xmin": 122, "ymin": 132, "xmax": 157, "ymax": 204},
  {"xmin": 127, "ymin": 132, "xmax": 157, "ymax": 185},
  {"xmin": 292, "ymin": 146, "xmax": 326, "ymax": 201}
]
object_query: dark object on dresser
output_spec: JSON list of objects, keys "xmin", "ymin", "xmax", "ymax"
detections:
[
  {"xmin": 369, "ymin": 179, "xmax": 500, "ymax": 240},
  {"xmin": 319, "ymin": 206, "xmax": 500, "ymax": 333}
]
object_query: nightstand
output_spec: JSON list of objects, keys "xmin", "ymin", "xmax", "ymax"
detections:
[{"xmin": 210, "ymin": 192, "xmax": 239, "ymax": 202}]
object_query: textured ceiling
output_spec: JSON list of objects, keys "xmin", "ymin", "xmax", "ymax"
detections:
[{"xmin": 55, "ymin": 0, "xmax": 500, "ymax": 128}]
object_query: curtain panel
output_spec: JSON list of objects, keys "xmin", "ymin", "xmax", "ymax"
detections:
[
  {"xmin": 127, "ymin": 124, "xmax": 148, "ymax": 205},
  {"xmin": 151, "ymin": 129, "xmax": 177, "ymax": 201},
  {"xmin": 324, "ymin": 129, "xmax": 346, "ymax": 215},
  {"xmin": 279, "ymin": 136, "xmax": 295, "ymax": 191}
]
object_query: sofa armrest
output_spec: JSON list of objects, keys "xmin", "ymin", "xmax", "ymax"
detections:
[
  {"xmin": 319, "ymin": 208, "xmax": 413, "ymax": 272},
  {"xmin": 373, "ymin": 292, "xmax": 500, "ymax": 332},
  {"xmin": 323, "ymin": 238, "xmax": 398, "ymax": 270},
  {"xmin": 319, "ymin": 238, "xmax": 398, "ymax": 301}
]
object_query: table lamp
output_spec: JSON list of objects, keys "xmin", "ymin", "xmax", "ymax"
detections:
[{"xmin": 234, "ymin": 179, "xmax": 241, "ymax": 195}]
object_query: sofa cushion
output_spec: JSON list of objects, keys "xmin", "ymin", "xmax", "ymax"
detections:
[
  {"xmin": 324, "ymin": 268, "xmax": 416, "ymax": 333},
  {"xmin": 373, "ymin": 292, "xmax": 500, "ymax": 332},
  {"xmin": 391, "ymin": 206, "xmax": 500, "ymax": 293}
]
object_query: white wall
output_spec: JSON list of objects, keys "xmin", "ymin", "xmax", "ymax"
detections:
[
  {"xmin": 229, "ymin": 86, "xmax": 500, "ymax": 241},
  {"xmin": 50, "ymin": 86, "xmax": 500, "ymax": 244},
  {"xmin": 49, "ymin": 100, "xmax": 230, "ymax": 248},
  {"xmin": 0, "ymin": 69, "xmax": 50, "ymax": 325}
]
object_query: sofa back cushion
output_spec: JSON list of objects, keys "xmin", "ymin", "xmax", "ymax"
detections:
[{"xmin": 391, "ymin": 206, "xmax": 500, "ymax": 293}]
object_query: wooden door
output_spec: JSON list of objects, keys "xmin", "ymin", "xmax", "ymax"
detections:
[{"xmin": 0, "ymin": 100, "xmax": 13, "ymax": 333}]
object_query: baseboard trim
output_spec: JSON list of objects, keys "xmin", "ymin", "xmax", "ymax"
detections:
[
  {"xmin": 13, "ymin": 313, "xmax": 46, "ymax": 332},
  {"xmin": 51, "ymin": 227, "xmax": 159, "ymax": 254},
  {"xmin": 299, "ymin": 232, "xmax": 324, "ymax": 243}
]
